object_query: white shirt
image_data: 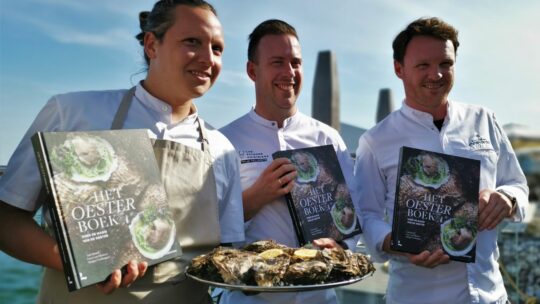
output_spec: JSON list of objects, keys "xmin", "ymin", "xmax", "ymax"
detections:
[
  {"xmin": 0, "ymin": 83, "xmax": 245, "ymax": 243},
  {"xmin": 217, "ymin": 108, "xmax": 359, "ymax": 304},
  {"xmin": 354, "ymin": 101, "xmax": 528, "ymax": 304}
]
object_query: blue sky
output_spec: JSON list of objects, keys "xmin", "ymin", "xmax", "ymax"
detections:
[{"xmin": 1, "ymin": 0, "xmax": 539, "ymax": 165}]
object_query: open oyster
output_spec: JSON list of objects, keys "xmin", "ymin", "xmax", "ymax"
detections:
[
  {"xmin": 283, "ymin": 260, "xmax": 331, "ymax": 285},
  {"xmin": 243, "ymin": 240, "xmax": 289, "ymax": 253},
  {"xmin": 251, "ymin": 249, "xmax": 290, "ymax": 287},
  {"xmin": 210, "ymin": 248, "xmax": 258, "ymax": 285},
  {"xmin": 322, "ymin": 247, "xmax": 368, "ymax": 281}
]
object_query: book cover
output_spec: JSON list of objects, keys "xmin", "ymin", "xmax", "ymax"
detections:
[
  {"xmin": 32, "ymin": 129, "xmax": 181, "ymax": 291},
  {"xmin": 390, "ymin": 146, "xmax": 480, "ymax": 263},
  {"xmin": 272, "ymin": 145, "xmax": 361, "ymax": 246}
]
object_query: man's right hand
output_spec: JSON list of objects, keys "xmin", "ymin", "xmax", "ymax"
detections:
[
  {"xmin": 405, "ymin": 249, "xmax": 450, "ymax": 268},
  {"xmin": 96, "ymin": 260, "xmax": 148, "ymax": 294},
  {"xmin": 242, "ymin": 158, "xmax": 297, "ymax": 220},
  {"xmin": 382, "ymin": 233, "xmax": 450, "ymax": 268}
]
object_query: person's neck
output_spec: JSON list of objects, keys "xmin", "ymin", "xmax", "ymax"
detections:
[
  {"xmin": 405, "ymin": 99, "xmax": 448, "ymax": 120},
  {"xmin": 254, "ymin": 106, "xmax": 297, "ymax": 128},
  {"xmin": 142, "ymin": 79, "xmax": 194, "ymax": 123}
]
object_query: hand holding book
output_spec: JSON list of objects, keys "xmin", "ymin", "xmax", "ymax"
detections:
[
  {"xmin": 382, "ymin": 233, "xmax": 450, "ymax": 268},
  {"xmin": 96, "ymin": 260, "xmax": 148, "ymax": 294},
  {"xmin": 242, "ymin": 158, "xmax": 297, "ymax": 221}
]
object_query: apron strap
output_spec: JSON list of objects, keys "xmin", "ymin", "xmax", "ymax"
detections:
[
  {"xmin": 196, "ymin": 117, "xmax": 209, "ymax": 152},
  {"xmin": 111, "ymin": 87, "xmax": 136, "ymax": 130}
]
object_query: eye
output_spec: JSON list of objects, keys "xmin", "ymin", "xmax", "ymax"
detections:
[
  {"xmin": 271, "ymin": 60, "xmax": 283, "ymax": 66},
  {"xmin": 440, "ymin": 61, "xmax": 454, "ymax": 68},
  {"xmin": 212, "ymin": 44, "xmax": 224, "ymax": 55},
  {"xmin": 183, "ymin": 38, "xmax": 200, "ymax": 46},
  {"xmin": 291, "ymin": 58, "xmax": 302, "ymax": 68},
  {"xmin": 416, "ymin": 63, "xmax": 429, "ymax": 69}
]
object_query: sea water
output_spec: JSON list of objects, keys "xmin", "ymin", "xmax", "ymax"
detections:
[{"xmin": 0, "ymin": 251, "xmax": 40, "ymax": 304}]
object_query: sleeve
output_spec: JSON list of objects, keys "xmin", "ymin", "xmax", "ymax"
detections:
[
  {"xmin": 353, "ymin": 134, "xmax": 392, "ymax": 262},
  {"xmin": 0, "ymin": 96, "xmax": 64, "ymax": 211},
  {"xmin": 215, "ymin": 141, "xmax": 246, "ymax": 243},
  {"xmin": 492, "ymin": 114, "xmax": 529, "ymax": 221}
]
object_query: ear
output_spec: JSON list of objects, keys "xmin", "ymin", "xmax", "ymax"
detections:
[
  {"xmin": 144, "ymin": 32, "xmax": 159, "ymax": 61},
  {"xmin": 394, "ymin": 60, "xmax": 403, "ymax": 79},
  {"xmin": 246, "ymin": 60, "xmax": 257, "ymax": 82}
]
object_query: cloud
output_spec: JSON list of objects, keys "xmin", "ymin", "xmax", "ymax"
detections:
[
  {"xmin": 6, "ymin": 8, "xmax": 134, "ymax": 50},
  {"xmin": 217, "ymin": 70, "xmax": 252, "ymax": 87}
]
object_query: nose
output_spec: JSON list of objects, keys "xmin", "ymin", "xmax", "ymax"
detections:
[
  {"xmin": 198, "ymin": 45, "xmax": 215, "ymax": 67},
  {"xmin": 283, "ymin": 62, "xmax": 295, "ymax": 77},
  {"xmin": 428, "ymin": 66, "xmax": 443, "ymax": 80}
]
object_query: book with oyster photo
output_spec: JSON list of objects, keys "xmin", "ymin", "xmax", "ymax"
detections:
[
  {"xmin": 32, "ymin": 129, "xmax": 181, "ymax": 291},
  {"xmin": 272, "ymin": 145, "xmax": 361, "ymax": 246},
  {"xmin": 390, "ymin": 146, "xmax": 480, "ymax": 263}
]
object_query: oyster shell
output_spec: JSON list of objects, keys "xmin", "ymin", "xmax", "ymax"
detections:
[
  {"xmin": 251, "ymin": 249, "xmax": 290, "ymax": 287},
  {"xmin": 243, "ymin": 239, "xmax": 289, "ymax": 253},
  {"xmin": 283, "ymin": 260, "xmax": 331, "ymax": 285},
  {"xmin": 210, "ymin": 247, "xmax": 258, "ymax": 285},
  {"xmin": 189, "ymin": 250, "xmax": 222, "ymax": 283},
  {"xmin": 322, "ymin": 248, "xmax": 362, "ymax": 281}
]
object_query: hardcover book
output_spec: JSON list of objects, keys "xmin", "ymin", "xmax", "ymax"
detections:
[
  {"xmin": 272, "ymin": 145, "xmax": 361, "ymax": 246},
  {"xmin": 32, "ymin": 129, "xmax": 181, "ymax": 291},
  {"xmin": 390, "ymin": 146, "xmax": 480, "ymax": 263}
]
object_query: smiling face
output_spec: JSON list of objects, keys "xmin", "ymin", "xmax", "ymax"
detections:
[
  {"xmin": 394, "ymin": 35, "xmax": 455, "ymax": 120},
  {"xmin": 248, "ymin": 34, "xmax": 302, "ymax": 125},
  {"xmin": 144, "ymin": 5, "xmax": 224, "ymax": 106}
]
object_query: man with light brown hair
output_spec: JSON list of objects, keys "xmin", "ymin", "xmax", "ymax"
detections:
[{"xmin": 355, "ymin": 17, "xmax": 528, "ymax": 304}]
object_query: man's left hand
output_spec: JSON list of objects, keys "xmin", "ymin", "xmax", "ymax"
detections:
[
  {"xmin": 478, "ymin": 189, "xmax": 514, "ymax": 231},
  {"xmin": 312, "ymin": 238, "xmax": 340, "ymax": 249}
]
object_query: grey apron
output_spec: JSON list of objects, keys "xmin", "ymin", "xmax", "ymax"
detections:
[{"xmin": 38, "ymin": 87, "xmax": 221, "ymax": 304}]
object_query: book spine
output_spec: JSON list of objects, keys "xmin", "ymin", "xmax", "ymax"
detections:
[
  {"xmin": 32, "ymin": 132, "xmax": 81, "ymax": 291},
  {"xmin": 284, "ymin": 193, "xmax": 307, "ymax": 246},
  {"xmin": 390, "ymin": 147, "xmax": 408, "ymax": 253}
]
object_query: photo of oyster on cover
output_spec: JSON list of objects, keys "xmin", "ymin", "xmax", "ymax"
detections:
[
  {"xmin": 32, "ymin": 129, "xmax": 181, "ymax": 291},
  {"xmin": 272, "ymin": 145, "xmax": 361, "ymax": 246},
  {"xmin": 291, "ymin": 151, "xmax": 320, "ymax": 183},
  {"xmin": 50, "ymin": 134, "xmax": 119, "ymax": 183},
  {"xmin": 130, "ymin": 206, "xmax": 177, "ymax": 260},
  {"xmin": 407, "ymin": 152, "xmax": 450, "ymax": 189},
  {"xmin": 186, "ymin": 240, "xmax": 375, "ymax": 291},
  {"xmin": 391, "ymin": 146, "xmax": 480, "ymax": 263}
]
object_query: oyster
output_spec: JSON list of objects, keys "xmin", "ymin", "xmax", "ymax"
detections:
[
  {"xmin": 283, "ymin": 260, "xmax": 331, "ymax": 285},
  {"xmin": 243, "ymin": 240, "xmax": 289, "ymax": 253},
  {"xmin": 211, "ymin": 247, "xmax": 258, "ymax": 285},
  {"xmin": 322, "ymin": 248, "xmax": 364, "ymax": 281},
  {"xmin": 251, "ymin": 249, "xmax": 290, "ymax": 287},
  {"xmin": 188, "ymin": 250, "xmax": 222, "ymax": 283}
]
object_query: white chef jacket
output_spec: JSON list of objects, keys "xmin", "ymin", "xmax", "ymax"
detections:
[
  {"xmin": 354, "ymin": 100, "xmax": 528, "ymax": 304},
  {"xmin": 0, "ymin": 83, "xmax": 245, "ymax": 243},
  {"xmin": 217, "ymin": 108, "xmax": 359, "ymax": 304}
]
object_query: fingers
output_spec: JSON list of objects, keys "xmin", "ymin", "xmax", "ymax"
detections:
[
  {"xmin": 95, "ymin": 260, "xmax": 148, "ymax": 295},
  {"xmin": 478, "ymin": 189, "xmax": 512, "ymax": 230},
  {"xmin": 97, "ymin": 269, "xmax": 122, "ymax": 294},
  {"xmin": 312, "ymin": 238, "xmax": 339, "ymax": 249},
  {"xmin": 407, "ymin": 249, "xmax": 450, "ymax": 268},
  {"xmin": 120, "ymin": 260, "xmax": 139, "ymax": 288}
]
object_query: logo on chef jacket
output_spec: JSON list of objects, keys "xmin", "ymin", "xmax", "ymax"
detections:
[
  {"xmin": 238, "ymin": 150, "xmax": 270, "ymax": 164},
  {"xmin": 469, "ymin": 134, "xmax": 491, "ymax": 150}
]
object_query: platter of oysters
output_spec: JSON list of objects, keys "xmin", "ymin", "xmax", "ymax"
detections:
[{"xmin": 186, "ymin": 240, "xmax": 375, "ymax": 292}]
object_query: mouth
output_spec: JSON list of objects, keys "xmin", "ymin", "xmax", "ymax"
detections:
[
  {"xmin": 189, "ymin": 70, "xmax": 211, "ymax": 81},
  {"xmin": 423, "ymin": 81, "xmax": 445, "ymax": 90},
  {"xmin": 274, "ymin": 82, "xmax": 295, "ymax": 92}
]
